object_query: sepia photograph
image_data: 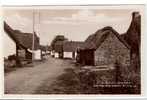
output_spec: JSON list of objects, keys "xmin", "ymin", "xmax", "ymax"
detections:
[{"xmin": 2, "ymin": 5, "xmax": 143, "ymax": 94}]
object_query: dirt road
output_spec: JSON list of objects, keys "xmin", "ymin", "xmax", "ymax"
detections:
[{"xmin": 4, "ymin": 56, "xmax": 70, "ymax": 94}]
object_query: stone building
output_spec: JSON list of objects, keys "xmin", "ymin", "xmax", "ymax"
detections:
[{"xmin": 78, "ymin": 26, "xmax": 130, "ymax": 68}]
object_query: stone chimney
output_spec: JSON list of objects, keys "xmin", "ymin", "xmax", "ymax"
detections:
[{"xmin": 132, "ymin": 12, "xmax": 140, "ymax": 19}]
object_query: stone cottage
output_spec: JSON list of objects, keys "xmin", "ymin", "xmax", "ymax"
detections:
[{"xmin": 78, "ymin": 26, "xmax": 131, "ymax": 68}]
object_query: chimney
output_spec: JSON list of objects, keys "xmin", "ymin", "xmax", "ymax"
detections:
[{"xmin": 132, "ymin": 12, "xmax": 140, "ymax": 19}]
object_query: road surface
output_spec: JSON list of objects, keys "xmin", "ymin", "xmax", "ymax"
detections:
[{"xmin": 4, "ymin": 56, "xmax": 71, "ymax": 94}]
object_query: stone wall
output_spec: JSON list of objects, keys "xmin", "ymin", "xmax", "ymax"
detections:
[
  {"xmin": 94, "ymin": 32, "xmax": 131, "ymax": 82},
  {"xmin": 18, "ymin": 49, "xmax": 26, "ymax": 59},
  {"xmin": 94, "ymin": 32, "xmax": 130, "ymax": 67}
]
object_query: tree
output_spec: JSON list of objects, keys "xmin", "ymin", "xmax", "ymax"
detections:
[{"xmin": 50, "ymin": 35, "xmax": 68, "ymax": 50}]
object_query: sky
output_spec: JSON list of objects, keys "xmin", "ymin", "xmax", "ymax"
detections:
[{"xmin": 3, "ymin": 6, "xmax": 144, "ymax": 45}]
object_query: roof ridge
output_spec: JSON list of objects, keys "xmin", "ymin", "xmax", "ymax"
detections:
[
  {"xmin": 84, "ymin": 26, "xmax": 130, "ymax": 50},
  {"xmin": 108, "ymin": 27, "xmax": 131, "ymax": 49}
]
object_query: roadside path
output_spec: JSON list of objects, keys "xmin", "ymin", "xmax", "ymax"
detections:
[{"xmin": 5, "ymin": 56, "xmax": 69, "ymax": 94}]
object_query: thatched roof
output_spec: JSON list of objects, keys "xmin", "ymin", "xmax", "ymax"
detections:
[
  {"xmin": 83, "ymin": 26, "xmax": 130, "ymax": 50},
  {"xmin": 4, "ymin": 21, "xmax": 40, "ymax": 50},
  {"xmin": 13, "ymin": 30, "xmax": 39, "ymax": 50},
  {"xmin": 4, "ymin": 21, "xmax": 19, "ymax": 44},
  {"xmin": 63, "ymin": 41, "xmax": 84, "ymax": 52}
]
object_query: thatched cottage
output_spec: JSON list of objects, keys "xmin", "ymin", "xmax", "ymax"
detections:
[
  {"xmin": 63, "ymin": 41, "xmax": 84, "ymax": 59},
  {"xmin": 77, "ymin": 26, "xmax": 130, "ymax": 68},
  {"xmin": 4, "ymin": 22, "xmax": 40, "ymax": 60},
  {"xmin": 51, "ymin": 35, "xmax": 68, "ymax": 58}
]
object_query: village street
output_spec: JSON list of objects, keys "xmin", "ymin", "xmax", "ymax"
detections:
[
  {"xmin": 4, "ymin": 56, "xmax": 73, "ymax": 94},
  {"xmin": 3, "ymin": 8, "xmax": 141, "ymax": 95}
]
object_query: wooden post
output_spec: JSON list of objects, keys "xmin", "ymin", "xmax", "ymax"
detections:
[{"xmin": 32, "ymin": 10, "xmax": 35, "ymax": 61}]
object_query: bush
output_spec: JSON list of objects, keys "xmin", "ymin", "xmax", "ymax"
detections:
[
  {"xmin": 4, "ymin": 55, "xmax": 22, "ymax": 73},
  {"xmin": 8, "ymin": 55, "xmax": 16, "ymax": 61},
  {"xmin": 114, "ymin": 61, "xmax": 140, "ymax": 94}
]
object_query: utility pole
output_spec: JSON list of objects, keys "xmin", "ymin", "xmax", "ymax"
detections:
[{"xmin": 32, "ymin": 10, "xmax": 35, "ymax": 62}]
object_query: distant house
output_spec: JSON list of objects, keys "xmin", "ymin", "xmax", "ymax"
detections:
[
  {"xmin": 54, "ymin": 41, "xmax": 64, "ymax": 58},
  {"xmin": 39, "ymin": 45, "xmax": 51, "ymax": 58},
  {"xmin": 63, "ymin": 41, "xmax": 84, "ymax": 59},
  {"xmin": 39, "ymin": 45, "xmax": 47, "ymax": 55},
  {"xmin": 77, "ymin": 26, "xmax": 130, "ymax": 67},
  {"xmin": 51, "ymin": 35, "xmax": 68, "ymax": 58},
  {"xmin": 47, "ymin": 46, "xmax": 52, "ymax": 54},
  {"xmin": 50, "ymin": 50, "xmax": 55, "ymax": 57}
]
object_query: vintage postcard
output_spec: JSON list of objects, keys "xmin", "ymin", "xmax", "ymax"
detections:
[{"xmin": 2, "ymin": 5, "xmax": 144, "ymax": 95}]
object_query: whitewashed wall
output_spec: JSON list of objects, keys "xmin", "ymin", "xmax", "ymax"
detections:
[
  {"xmin": 3, "ymin": 31, "xmax": 16, "ymax": 58},
  {"xmin": 34, "ymin": 49, "xmax": 41, "ymax": 60},
  {"xmin": 54, "ymin": 52, "xmax": 59, "ymax": 58},
  {"xmin": 51, "ymin": 51, "xmax": 54, "ymax": 56},
  {"xmin": 63, "ymin": 52, "xmax": 72, "ymax": 58}
]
